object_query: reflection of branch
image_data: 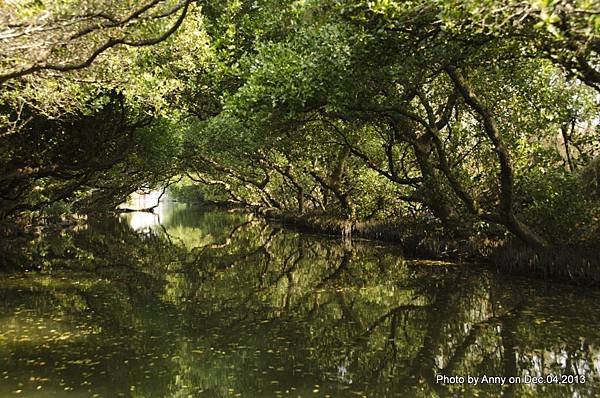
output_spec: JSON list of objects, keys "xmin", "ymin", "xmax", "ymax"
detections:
[
  {"xmin": 269, "ymin": 240, "xmax": 305, "ymax": 291},
  {"xmin": 198, "ymin": 220, "xmax": 253, "ymax": 250},
  {"xmin": 158, "ymin": 223, "xmax": 173, "ymax": 245},
  {"xmin": 315, "ymin": 249, "xmax": 353, "ymax": 289},
  {"xmin": 258, "ymin": 227, "xmax": 278, "ymax": 287},
  {"xmin": 499, "ymin": 308, "xmax": 522, "ymax": 398},
  {"xmin": 195, "ymin": 226, "xmax": 280, "ymax": 274},
  {"xmin": 187, "ymin": 228, "xmax": 281, "ymax": 312},
  {"xmin": 286, "ymin": 244, "xmax": 356, "ymax": 314},
  {"xmin": 359, "ymin": 304, "xmax": 429, "ymax": 340},
  {"xmin": 284, "ymin": 240, "xmax": 305, "ymax": 310},
  {"xmin": 442, "ymin": 316, "xmax": 502, "ymax": 376},
  {"xmin": 173, "ymin": 220, "xmax": 254, "ymax": 252},
  {"xmin": 371, "ymin": 313, "xmax": 400, "ymax": 380}
]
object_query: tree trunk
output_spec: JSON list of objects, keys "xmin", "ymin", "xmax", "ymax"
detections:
[{"xmin": 446, "ymin": 66, "xmax": 549, "ymax": 248}]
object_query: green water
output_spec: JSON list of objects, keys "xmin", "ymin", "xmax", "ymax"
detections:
[{"xmin": 1, "ymin": 203, "xmax": 600, "ymax": 397}]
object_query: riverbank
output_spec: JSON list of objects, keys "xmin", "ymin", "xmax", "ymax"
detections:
[
  {"xmin": 263, "ymin": 211, "xmax": 488, "ymax": 258},
  {"xmin": 489, "ymin": 244, "xmax": 600, "ymax": 285},
  {"xmin": 259, "ymin": 210, "xmax": 600, "ymax": 286},
  {"xmin": 4, "ymin": 203, "xmax": 600, "ymax": 286}
]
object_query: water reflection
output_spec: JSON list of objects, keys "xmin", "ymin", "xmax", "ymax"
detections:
[{"xmin": 1, "ymin": 205, "xmax": 600, "ymax": 397}]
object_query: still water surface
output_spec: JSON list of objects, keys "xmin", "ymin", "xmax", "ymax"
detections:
[{"xmin": 1, "ymin": 203, "xmax": 600, "ymax": 397}]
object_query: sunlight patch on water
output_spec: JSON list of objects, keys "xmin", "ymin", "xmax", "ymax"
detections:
[{"xmin": 126, "ymin": 211, "xmax": 161, "ymax": 233}]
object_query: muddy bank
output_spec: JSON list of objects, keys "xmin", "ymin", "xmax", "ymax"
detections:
[
  {"xmin": 262, "ymin": 211, "xmax": 495, "ymax": 261},
  {"xmin": 490, "ymin": 244, "xmax": 600, "ymax": 285},
  {"xmin": 262, "ymin": 210, "xmax": 600, "ymax": 285}
]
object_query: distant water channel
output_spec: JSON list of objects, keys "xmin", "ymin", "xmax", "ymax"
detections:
[{"xmin": 1, "ymin": 202, "xmax": 600, "ymax": 397}]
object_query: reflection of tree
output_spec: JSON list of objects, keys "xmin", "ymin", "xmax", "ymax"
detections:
[
  {"xmin": 177, "ymin": 224, "xmax": 600, "ymax": 397},
  {"xmin": 500, "ymin": 310, "xmax": 520, "ymax": 398},
  {"xmin": 2, "ymin": 208, "xmax": 600, "ymax": 397}
]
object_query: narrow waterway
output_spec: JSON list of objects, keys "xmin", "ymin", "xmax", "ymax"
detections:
[{"xmin": 1, "ymin": 202, "xmax": 600, "ymax": 397}]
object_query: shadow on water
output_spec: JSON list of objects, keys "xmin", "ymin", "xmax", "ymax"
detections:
[{"xmin": 1, "ymin": 203, "xmax": 600, "ymax": 397}]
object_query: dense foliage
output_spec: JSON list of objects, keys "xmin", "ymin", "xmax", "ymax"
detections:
[{"xmin": 1, "ymin": 0, "xmax": 599, "ymax": 249}]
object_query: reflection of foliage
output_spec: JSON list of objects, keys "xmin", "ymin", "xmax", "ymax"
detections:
[{"xmin": 1, "ymin": 208, "xmax": 600, "ymax": 396}]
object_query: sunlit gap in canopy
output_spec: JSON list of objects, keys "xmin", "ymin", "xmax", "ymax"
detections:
[{"xmin": 118, "ymin": 190, "xmax": 170, "ymax": 233}]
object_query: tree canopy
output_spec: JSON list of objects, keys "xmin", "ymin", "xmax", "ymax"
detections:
[{"xmin": 1, "ymin": 0, "xmax": 599, "ymax": 249}]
